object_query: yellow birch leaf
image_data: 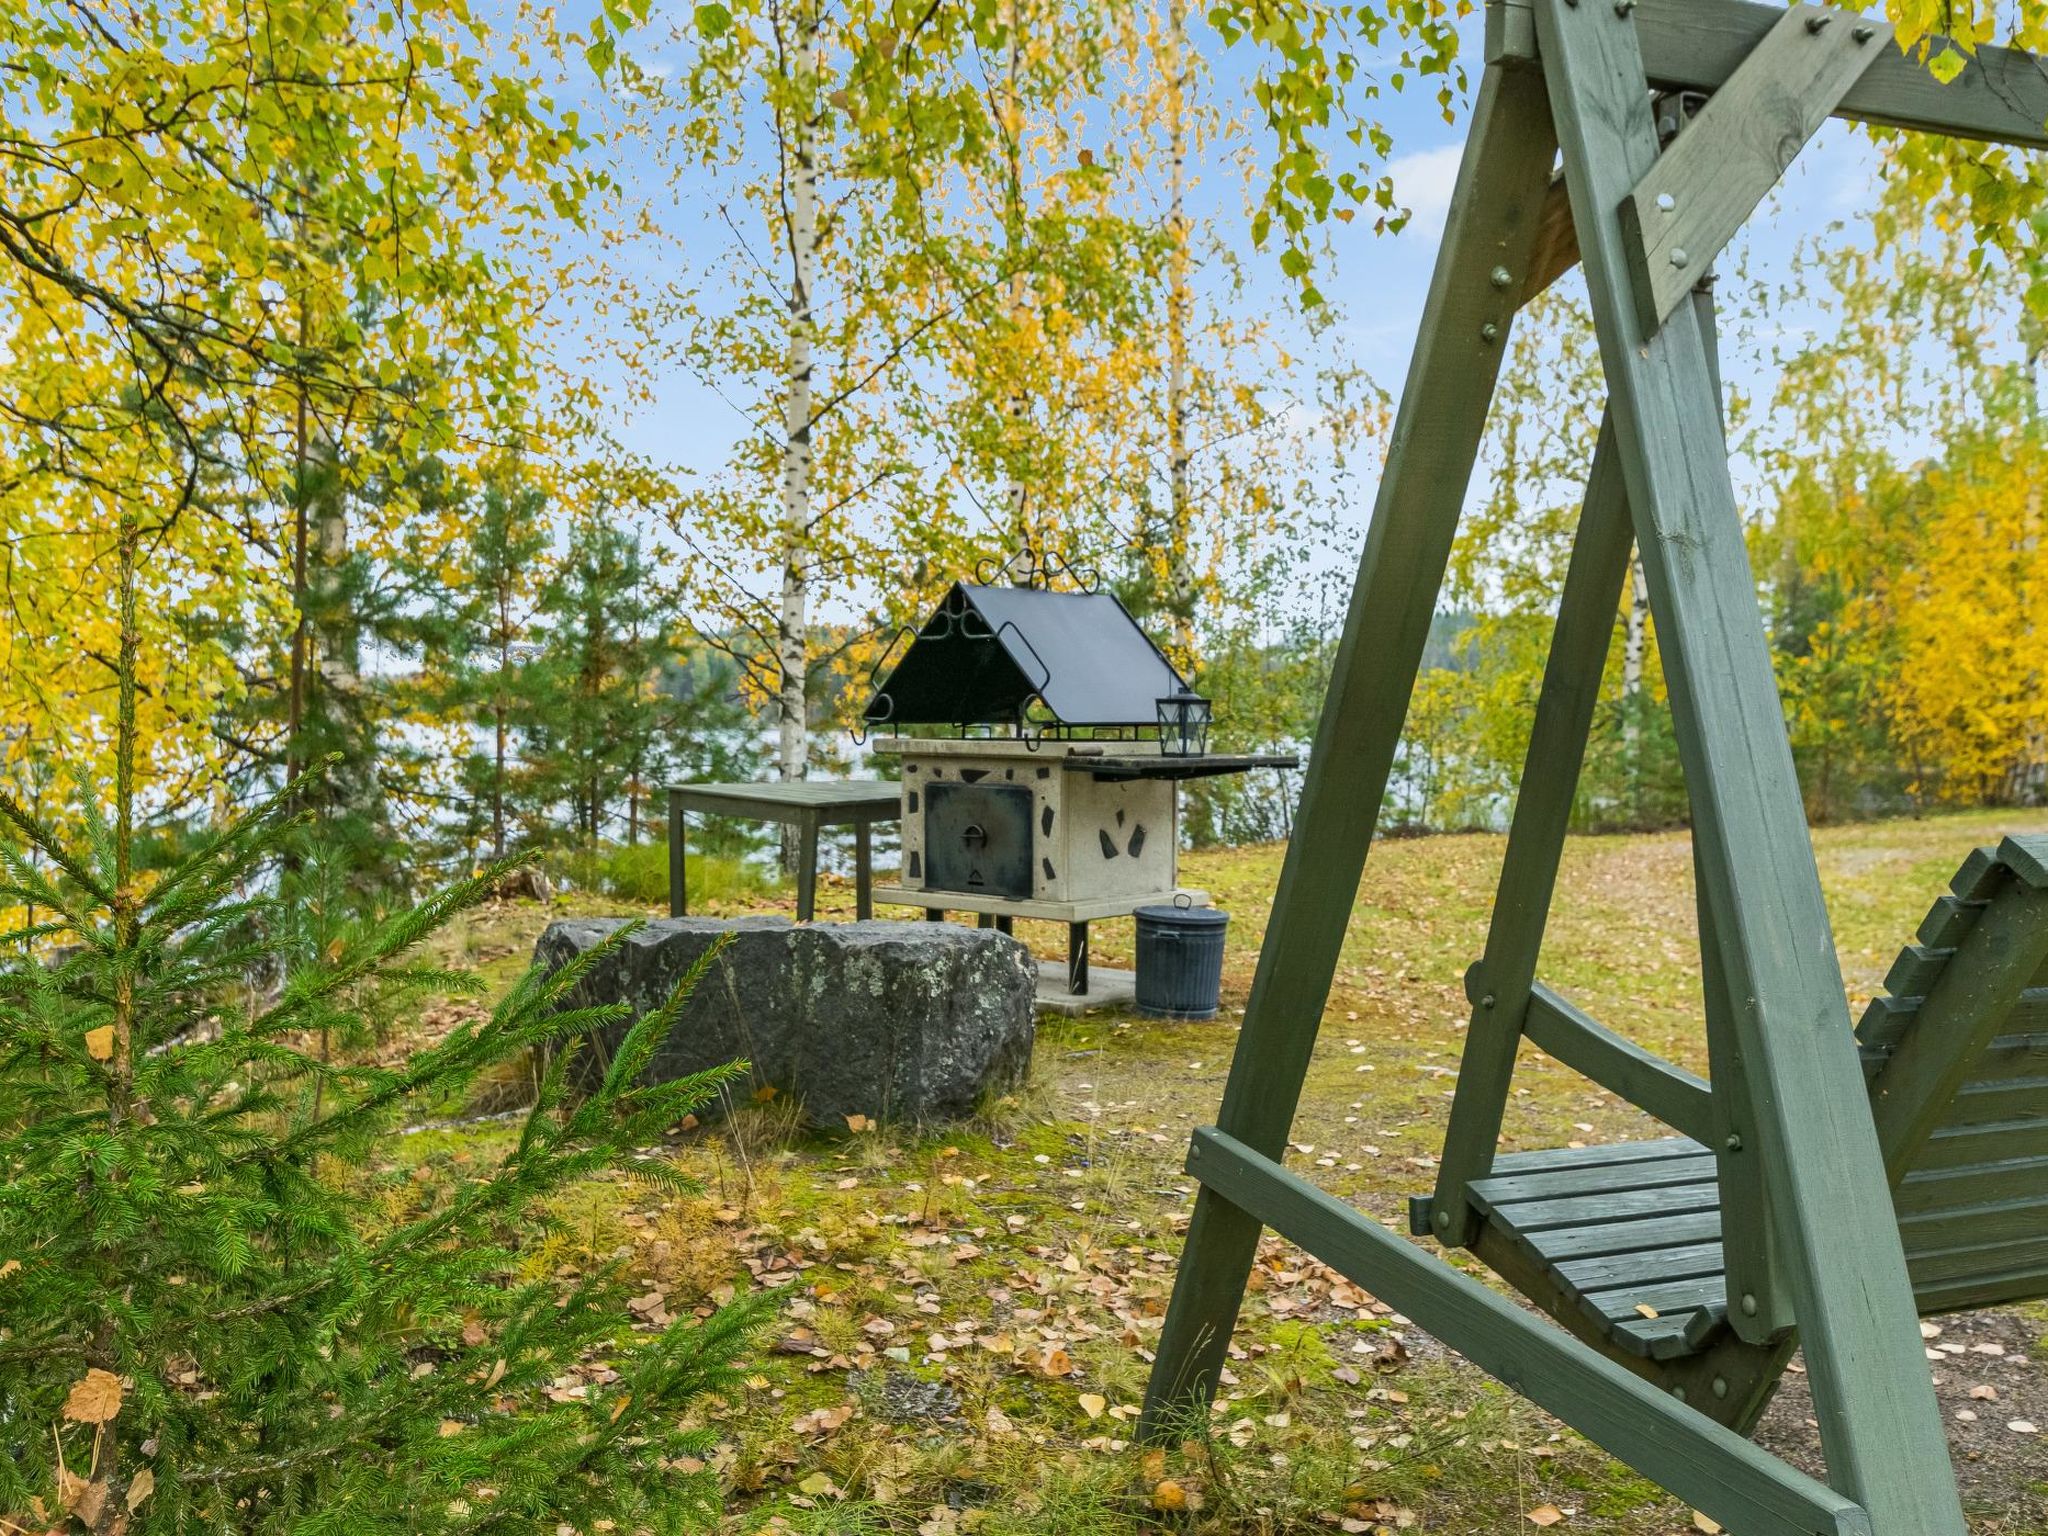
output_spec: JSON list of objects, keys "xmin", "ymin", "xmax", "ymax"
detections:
[{"xmin": 63, "ymin": 1368, "xmax": 123, "ymax": 1424}]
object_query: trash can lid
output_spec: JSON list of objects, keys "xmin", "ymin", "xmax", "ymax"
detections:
[{"xmin": 1134, "ymin": 902, "xmax": 1230, "ymax": 927}]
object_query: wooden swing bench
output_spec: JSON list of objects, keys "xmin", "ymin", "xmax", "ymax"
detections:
[
  {"xmin": 1455, "ymin": 836, "xmax": 2048, "ymax": 1371},
  {"xmin": 1140, "ymin": 4, "xmax": 2048, "ymax": 1533},
  {"xmin": 1458, "ymin": 831, "xmax": 2048, "ymax": 1368}
]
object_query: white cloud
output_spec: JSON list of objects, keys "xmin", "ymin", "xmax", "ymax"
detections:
[{"xmin": 1385, "ymin": 143, "xmax": 1465, "ymax": 237}]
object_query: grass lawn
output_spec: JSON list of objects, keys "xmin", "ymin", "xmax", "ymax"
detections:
[{"xmin": 416, "ymin": 808, "xmax": 2048, "ymax": 1534}]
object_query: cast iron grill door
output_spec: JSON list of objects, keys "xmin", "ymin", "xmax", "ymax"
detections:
[{"xmin": 925, "ymin": 782, "xmax": 1033, "ymax": 900}]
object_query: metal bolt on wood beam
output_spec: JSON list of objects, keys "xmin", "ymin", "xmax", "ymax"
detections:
[
  {"xmin": 1852, "ymin": 23, "xmax": 1875, "ymax": 42},
  {"xmin": 1655, "ymin": 192, "xmax": 1676, "ymax": 212},
  {"xmin": 1481, "ymin": 322, "xmax": 1501, "ymax": 342},
  {"xmin": 1806, "ymin": 13, "xmax": 1832, "ymax": 32},
  {"xmin": 1741, "ymin": 1293, "xmax": 1759, "ymax": 1317},
  {"xmin": 1670, "ymin": 247, "xmax": 1690, "ymax": 268},
  {"xmin": 1713, "ymin": 1376, "xmax": 1730, "ymax": 1399},
  {"xmin": 1490, "ymin": 266, "xmax": 1513, "ymax": 289},
  {"xmin": 1614, "ymin": 0, "xmax": 1636, "ymax": 15}
]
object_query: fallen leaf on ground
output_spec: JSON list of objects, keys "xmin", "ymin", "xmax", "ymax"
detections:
[
  {"xmin": 1078, "ymin": 1393, "xmax": 1106, "ymax": 1420},
  {"xmin": 1151, "ymin": 1479, "xmax": 1188, "ymax": 1512},
  {"xmin": 63, "ymin": 1368, "xmax": 123, "ymax": 1424},
  {"xmin": 1526, "ymin": 1505, "xmax": 1565, "ymax": 1527}
]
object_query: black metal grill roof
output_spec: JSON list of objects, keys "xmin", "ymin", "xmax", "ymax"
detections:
[{"xmin": 863, "ymin": 582, "xmax": 1187, "ymax": 729}]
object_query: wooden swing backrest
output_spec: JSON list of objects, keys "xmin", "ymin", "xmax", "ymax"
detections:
[{"xmin": 1861, "ymin": 837, "xmax": 2048, "ymax": 1313}]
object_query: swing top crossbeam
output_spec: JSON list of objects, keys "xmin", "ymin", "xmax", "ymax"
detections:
[{"xmin": 1490, "ymin": 0, "xmax": 2048, "ymax": 150}]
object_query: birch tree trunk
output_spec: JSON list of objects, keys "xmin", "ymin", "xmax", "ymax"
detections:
[
  {"xmin": 1163, "ymin": 0, "xmax": 1194, "ymax": 658},
  {"xmin": 1621, "ymin": 551, "xmax": 1649, "ymax": 819},
  {"xmin": 774, "ymin": 0, "xmax": 822, "ymax": 866},
  {"xmin": 1001, "ymin": 3, "xmax": 1033, "ymax": 579}
]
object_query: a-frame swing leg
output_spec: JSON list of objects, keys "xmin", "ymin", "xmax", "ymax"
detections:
[
  {"xmin": 1534, "ymin": 1, "xmax": 1963, "ymax": 1529},
  {"xmin": 1137, "ymin": 63, "xmax": 1563, "ymax": 1440}
]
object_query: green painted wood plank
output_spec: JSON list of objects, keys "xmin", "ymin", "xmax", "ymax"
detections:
[
  {"xmin": 1613, "ymin": 1305, "xmax": 1729, "ymax": 1360},
  {"xmin": 1963, "ymin": 1030, "xmax": 2048, "ymax": 1084},
  {"xmin": 1874, "ymin": 883, "xmax": 2048, "ymax": 1182},
  {"xmin": 1556, "ymin": 1240, "xmax": 1726, "ymax": 1293},
  {"xmin": 1483, "ymin": 1181, "xmax": 1724, "ymax": 1236},
  {"xmin": 2000, "ymin": 835, "xmax": 2048, "ymax": 889},
  {"xmin": 1951, "ymin": 846, "xmax": 2005, "ymax": 902},
  {"xmin": 1491, "ymin": 0, "xmax": 2048, "ymax": 149},
  {"xmin": 1473, "ymin": 1151, "xmax": 1718, "ymax": 1206},
  {"xmin": 1911, "ymin": 1267, "xmax": 2048, "ymax": 1315},
  {"xmin": 1900, "ymin": 1196, "xmax": 2048, "ymax": 1254},
  {"xmin": 1917, "ymin": 896, "xmax": 1985, "ymax": 950},
  {"xmin": 1631, "ymin": 0, "xmax": 2048, "ymax": 149},
  {"xmin": 1138, "ymin": 63, "xmax": 1565, "ymax": 1445},
  {"xmin": 1185, "ymin": 1127, "xmax": 1872, "ymax": 1536},
  {"xmin": 1916, "ymin": 1116, "xmax": 2048, "ymax": 1171},
  {"xmin": 1620, "ymin": 5, "xmax": 1886, "ymax": 333},
  {"xmin": 1698, "ymin": 789, "xmax": 1793, "ymax": 1343},
  {"xmin": 1492, "ymin": 1138, "xmax": 1707, "ymax": 1176},
  {"xmin": 1533, "ymin": 0, "xmax": 1964, "ymax": 1524},
  {"xmin": 1904, "ymin": 1234, "xmax": 2048, "ymax": 1289},
  {"xmin": 1862, "ymin": 991, "xmax": 2048, "ymax": 1054},
  {"xmin": 1582, "ymin": 1274, "xmax": 1729, "ymax": 1323},
  {"xmin": 1523, "ymin": 1208, "xmax": 1724, "ymax": 1262},
  {"xmin": 1433, "ymin": 413, "xmax": 1643, "ymax": 1246},
  {"xmin": 1896, "ymin": 1154, "xmax": 2048, "ymax": 1213},
  {"xmin": 1881, "ymin": 943, "xmax": 1951, "ymax": 1000},
  {"xmin": 1944, "ymin": 1072, "xmax": 2048, "ymax": 1128},
  {"xmin": 1522, "ymin": 985, "xmax": 1717, "ymax": 1143}
]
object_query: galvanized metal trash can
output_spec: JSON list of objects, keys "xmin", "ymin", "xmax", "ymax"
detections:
[{"xmin": 1134, "ymin": 899, "xmax": 1229, "ymax": 1019}]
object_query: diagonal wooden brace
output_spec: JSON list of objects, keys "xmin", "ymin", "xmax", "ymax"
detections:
[{"xmin": 1619, "ymin": 4, "xmax": 1889, "ymax": 334}]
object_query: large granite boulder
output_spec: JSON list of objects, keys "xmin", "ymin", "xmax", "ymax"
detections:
[{"xmin": 532, "ymin": 918, "xmax": 1036, "ymax": 1128}]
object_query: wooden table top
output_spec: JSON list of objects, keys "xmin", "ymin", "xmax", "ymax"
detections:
[{"xmin": 665, "ymin": 780, "xmax": 902, "ymax": 823}]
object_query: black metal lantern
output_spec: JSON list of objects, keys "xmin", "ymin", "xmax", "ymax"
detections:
[{"xmin": 1157, "ymin": 687, "xmax": 1212, "ymax": 758}]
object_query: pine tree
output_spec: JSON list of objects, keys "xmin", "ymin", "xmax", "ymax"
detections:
[
  {"xmin": 525, "ymin": 521, "xmax": 693, "ymax": 850},
  {"xmin": 0, "ymin": 513, "xmax": 764, "ymax": 1533}
]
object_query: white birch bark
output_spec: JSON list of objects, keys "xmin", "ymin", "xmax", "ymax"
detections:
[
  {"xmin": 1163, "ymin": 0, "xmax": 1194, "ymax": 655},
  {"xmin": 775, "ymin": 0, "xmax": 821, "ymax": 809},
  {"xmin": 1621, "ymin": 550, "xmax": 1649, "ymax": 806}
]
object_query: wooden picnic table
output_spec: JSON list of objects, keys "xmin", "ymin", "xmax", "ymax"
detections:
[{"xmin": 665, "ymin": 780, "xmax": 901, "ymax": 922}]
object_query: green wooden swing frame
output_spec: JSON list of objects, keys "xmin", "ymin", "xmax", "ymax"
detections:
[{"xmin": 1138, "ymin": 5, "xmax": 2048, "ymax": 1532}]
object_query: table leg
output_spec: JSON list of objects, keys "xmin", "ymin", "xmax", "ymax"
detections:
[
  {"xmin": 669, "ymin": 790, "xmax": 686, "ymax": 918},
  {"xmin": 797, "ymin": 814, "xmax": 819, "ymax": 922},
  {"xmin": 855, "ymin": 820, "xmax": 873, "ymax": 921},
  {"xmin": 1068, "ymin": 922, "xmax": 1089, "ymax": 996}
]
